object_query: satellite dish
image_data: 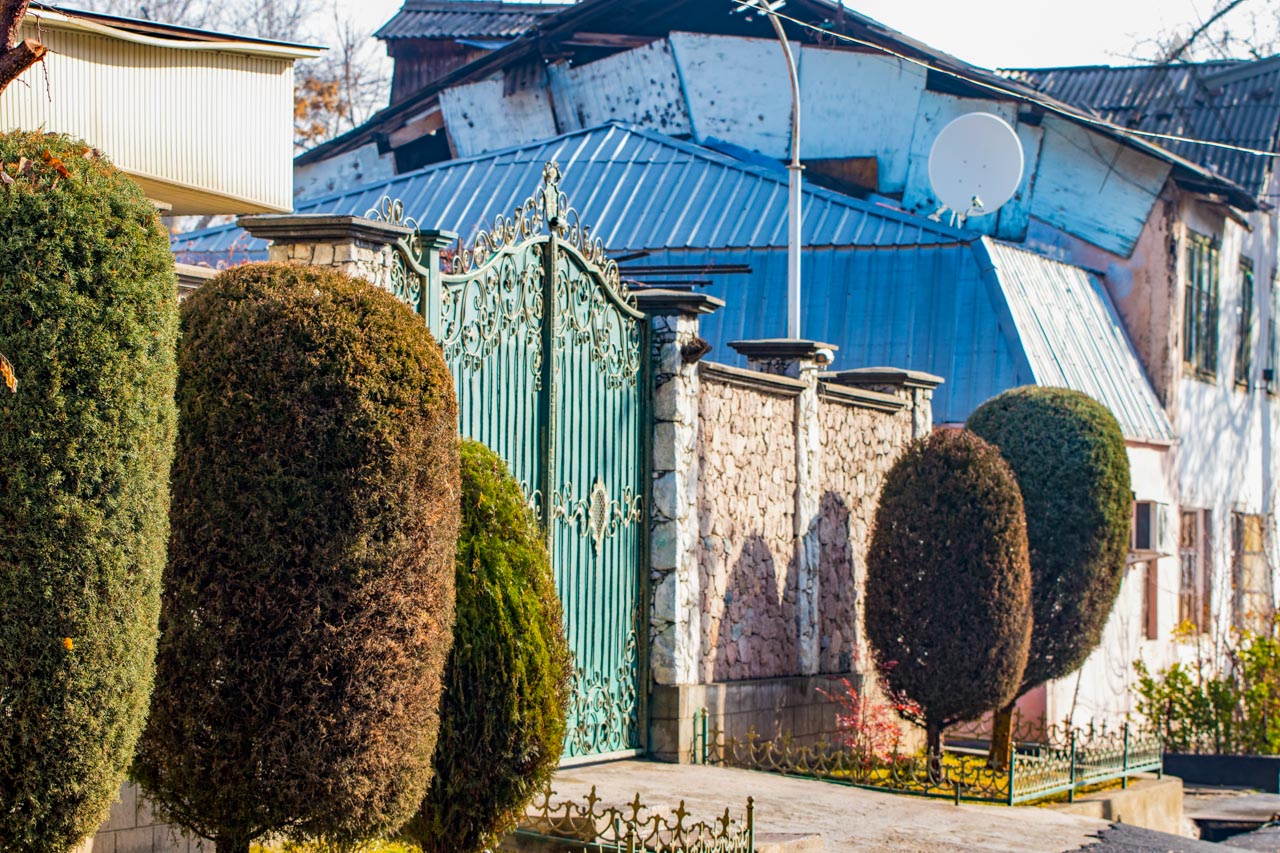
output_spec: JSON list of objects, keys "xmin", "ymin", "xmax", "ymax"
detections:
[{"xmin": 928, "ymin": 112, "xmax": 1024, "ymax": 220}]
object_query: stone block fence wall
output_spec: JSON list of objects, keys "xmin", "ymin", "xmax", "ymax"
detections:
[{"xmin": 636, "ymin": 291, "xmax": 940, "ymax": 762}]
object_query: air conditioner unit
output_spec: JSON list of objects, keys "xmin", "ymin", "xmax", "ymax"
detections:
[{"xmin": 1131, "ymin": 501, "xmax": 1173, "ymax": 558}]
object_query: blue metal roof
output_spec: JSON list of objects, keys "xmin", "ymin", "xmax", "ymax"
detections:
[
  {"xmin": 174, "ymin": 122, "xmax": 1171, "ymax": 441},
  {"xmin": 172, "ymin": 123, "xmax": 971, "ymax": 266},
  {"xmin": 635, "ymin": 241, "xmax": 1173, "ymax": 442}
]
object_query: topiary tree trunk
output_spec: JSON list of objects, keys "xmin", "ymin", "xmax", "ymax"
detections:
[
  {"xmin": 0, "ymin": 131, "xmax": 178, "ymax": 853},
  {"xmin": 133, "ymin": 263, "xmax": 460, "ymax": 850},
  {"xmin": 865, "ymin": 430, "xmax": 1034, "ymax": 769},
  {"xmin": 968, "ymin": 387, "xmax": 1132, "ymax": 770}
]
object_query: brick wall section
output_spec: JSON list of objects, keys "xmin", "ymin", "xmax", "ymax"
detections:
[
  {"xmin": 815, "ymin": 395, "xmax": 913, "ymax": 675},
  {"xmin": 696, "ymin": 373, "xmax": 799, "ymax": 681}
]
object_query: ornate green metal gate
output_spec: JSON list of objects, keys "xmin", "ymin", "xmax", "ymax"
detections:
[{"xmin": 368, "ymin": 163, "xmax": 647, "ymax": 760}]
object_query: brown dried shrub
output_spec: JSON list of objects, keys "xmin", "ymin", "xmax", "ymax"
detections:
[
  {"xmin": 865, "ymin": 429, "xmax": 1033, "ymax": 757},
  {"xmin": 133, "ymin": 262, "xmax": 460, "ymax": 853}
]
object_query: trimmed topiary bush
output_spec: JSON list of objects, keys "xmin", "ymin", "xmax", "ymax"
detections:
[
  {"xmin": 133, "ymin": 263, "xmax": 460, "ymax": 853},
  {"xmin": 0, "ymin": 131, "xmax": 179, "ymax": 851},
  {"xmin": 866, "ymin": 429, "xmax": 1033, "ymax": 758},
  {"xmin": 403, "ymin": 439, "xmax": 571, "ymax": 853},
  {"xmin": 967, "ymin": 386, "xmax": 1131, "ymax": 765}
]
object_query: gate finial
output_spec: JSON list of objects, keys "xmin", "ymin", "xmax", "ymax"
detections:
[{"xmin": 541, "ymin": 161, "xmax": 563, "ymax": 225}]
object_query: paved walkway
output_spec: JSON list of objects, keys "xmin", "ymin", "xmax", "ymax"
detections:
[{"xmin": 551, "ymin": 759, "xmax": 1114, "ymax": 852}]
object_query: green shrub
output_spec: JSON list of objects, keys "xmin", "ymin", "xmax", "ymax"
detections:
[
  {"xmin": 1135, "ymin": 623, "xmax": 1280, "ymax": 755},
  {"xmin": 0, "ymin": 131, "xmax": 178, "ymax": 852},
  {"xmin": 967, "ymin": 386, "xmax": 1132, "ymax": 694},
  {"xmin": 865, "ymin": 429, "xmax": 1033, "ymax": 757},
  {"xmin": 133, "ymin": 263, "xmax": 460, "ymax": 853},
  {"xmin": 402, "ymin": 440, "xmax": 570, "ymax": 853}
]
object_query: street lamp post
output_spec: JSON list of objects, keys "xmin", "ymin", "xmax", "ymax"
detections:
[{"xmin": 735, "ymin": 0, "xmax": 803, "ymax": 339}]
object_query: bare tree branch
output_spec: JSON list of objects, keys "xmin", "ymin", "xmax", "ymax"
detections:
[
  {"xmin": 1163, "ymin": 0, "xmax": 1254, "ymax": 62},
  {"xmin": 0, "ymin": 0, "xmax": 46, "ymax": 95}
]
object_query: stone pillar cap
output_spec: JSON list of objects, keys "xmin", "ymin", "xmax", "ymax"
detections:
[
  {"xmin": 632, "ymin": 289, "xmax": 725, "ymax": 317},
  {"xmin": 824, "ymin": 366, "xmax": 944, "ymax": 390},
  {"xmin": 728, "ymin": 338, "xmax": 839, "ymax": 362},
  {"xmin": 239, "ymin": 214, "xmax": 414, "ymax": 246}
]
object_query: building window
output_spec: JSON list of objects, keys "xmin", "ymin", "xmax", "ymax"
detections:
[
  {"xmin": 1236, "ymin": 259, "xmax": 1255, "ymax": 389},
  {"xmin": 1184, "ymin": 232, "xmax": 1220, "ymax": 380},
  {"xmin": 1232, "ymin": 512, "xmax": 1271, "ymax": 634},
  {"xmin": 1180, "ymin": 509, "xmax": 1213, "ymax": 633}
]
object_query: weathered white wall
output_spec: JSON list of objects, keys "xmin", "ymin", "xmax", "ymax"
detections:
[
  {"xmin": 1172, "ymin": 193, "xmax": 1280, "ymax": 650},
  {"xmin": 440, "ymin": 72, "xmax": 559, "ymax": 156},
  {"xmin": 293, "ymin": 142, "xmax": 396, "ymax": 201},
  {"xmin": 548, "ymin": 40, "xmax": 691, "ymax": 136}
]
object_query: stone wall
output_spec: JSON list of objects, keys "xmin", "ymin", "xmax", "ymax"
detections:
[
  {"xmin": 696, "ymin": 369, "xmax": 800, "ymax": 682},
  {"xmin": 80, "ymin": 782, "xmax": 208, "ymax": 853},
  {"xmin": 815, "ymin": 389, "xmax": 914, "ymax": 675}
]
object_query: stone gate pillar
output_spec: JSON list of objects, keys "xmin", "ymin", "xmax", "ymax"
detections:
[
  {"xmin": 238, "ymin": 214, "xmax": 455, "ymax": 310},
  {"xmin": 727, "ymin": 338, "xmax": 838, "ymax": 677},
  {"xmin": 634, "ymin": 289, "xmax": 724, "ymax": 688}
]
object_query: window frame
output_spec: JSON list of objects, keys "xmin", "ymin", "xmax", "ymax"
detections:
[
  {"xmin": 1184, "ymin": 232, "xmax": 1221, "ymax": 381},
  {"xmin": 1236, "ymin": 258, "xmax": 1255, "ymax": 390},
  {"xmin": 1179, "ymin": 509, "xmax": 1213, "ymax": 635}
]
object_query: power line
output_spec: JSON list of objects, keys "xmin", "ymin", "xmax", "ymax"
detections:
[{"xmin": 731, "ymin": 0, "xmax": 1280, "ymax": 161}]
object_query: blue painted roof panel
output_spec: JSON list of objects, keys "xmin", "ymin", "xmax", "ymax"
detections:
[
  {"xmin": 172, "ymin": 123, "xmax": 971, "ymax": 265},
  {"xmin": 978, "ymin": 238, "xmax": 1174, "ymax": 442}
]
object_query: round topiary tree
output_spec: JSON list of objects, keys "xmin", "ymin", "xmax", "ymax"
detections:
[
  {"xmin": 402, "ymin": 439, "xmax": 571, "ymax": 853},
  {"xmin": 0, "ymin": 131, "xmax": 179, "ymax": 851},
  {"xmin": 866, "ymin": 429, "xmax": 1033, "ymax": 759},
  {"xmin": 967, "ymin": 386, "xmax": 1132, "ymax": 767},
  {"xmin": 132, "ymin": 263, "xmax": 460, "ymax": 853}
]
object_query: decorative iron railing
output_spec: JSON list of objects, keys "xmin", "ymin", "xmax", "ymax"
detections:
[
  {"xmin": 692, "ymin": 709, "xmax": 1161, "ymax": 806},
  {"xmin": 513, "ymin": 784, "xmax": 754, "ymax": 852}
]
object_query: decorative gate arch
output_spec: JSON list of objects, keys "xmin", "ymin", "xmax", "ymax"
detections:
[{"xmin": 367, "ymin": 163, "xmax": 648, "ymax": 760}]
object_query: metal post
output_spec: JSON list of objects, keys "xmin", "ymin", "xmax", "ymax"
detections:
[
  {"xmin": 1122, "ymin": 722, "xmax": 1130, "ymax": 790},
  {"xmin": 747, "ymin": 796, "xmax": 755, "ymax": 850},
  {"xmin": 739, "ymin": 0, "xmax": 804, "ymax": 340},
  {"xmin": 1068, "ymin": 730, "xmax": 1078, "ymax": 803},
  {"xmin": 701, "ymin": 706, "xmax": 709, "ymax": 765},
  {"xmin": 1008, "ymin": 743, "xmax": 1016, "ymax": 806}
]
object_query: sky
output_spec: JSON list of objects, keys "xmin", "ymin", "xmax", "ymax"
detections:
[
  {"xmin": 328, "ymin": 0, "xmax": 1258, "ymax": 72},
  {"xmin": 846, "ymin": 0, "xmax": 1243, "ymax": 68}
]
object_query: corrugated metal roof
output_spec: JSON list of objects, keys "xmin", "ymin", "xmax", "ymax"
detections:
[
  {"xmin": 174, "ymin": 122, "xmax": 1171, "ymax": 441},
  {"xmin": 1007, "ymin": 59, "xmax": 1280, "ymax": 197},
  {"xmin": 641, "ymin": 242, "xmax": 1172, "ymax": 442},
  {"xmin": 174, "ymin": 122, "xmax": 972, "ymax": 264},
  {"xmin": 374, "ymin": 1, "xmax": 567, "ymax": 41},
  {"xmin": 977, "ymin": 239, "xmax": 1175, "ymax": 442}
]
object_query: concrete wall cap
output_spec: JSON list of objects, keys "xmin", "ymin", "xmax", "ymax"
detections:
[
  {"xmin": 728, "ymin": 338, "xmax": 840, "ymax": 362},
  {"xmin": 633, "ymin": 288, "xmax": 725, "ymax": 317},
  {"xmin": 824, "ymin": 366, "xmax": 945, "ymax": 390},
  {"xmin": 238, "ymin": 214, "xmax": 413, "ymax": 246}
]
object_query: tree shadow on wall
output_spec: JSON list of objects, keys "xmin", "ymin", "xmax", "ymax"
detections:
[
  {"xmin": 713, "ymin": 534, "xmax": 797, "ymax": 682},
  {"xmin": 815, "ymin": 490, "xmax": 858, "ymax": 675}
]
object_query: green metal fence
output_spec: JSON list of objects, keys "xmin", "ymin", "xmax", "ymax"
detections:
[
  {"xmin": 368, "ymin": 163, "xmax": 648, "ymax": 761},
  {"xmin": 692, "ymin": 709, "xmax": 1162, "ymax": 805},
  {"xmin": 514, "ymin": 784, "xmax": 754, "ymax": 852}
]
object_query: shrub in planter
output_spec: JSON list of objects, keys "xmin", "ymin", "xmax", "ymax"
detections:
[
  {"xmin": 133, "ymin": 263, "xmax": 460, "ymax": 853},
  {"xmin": 402, "ymin": 440, "xmax": 571, "ymax": 853},
  {"xmin": 0, "ymin": 131, "xmax": 178, "ymax": 852},
  {"xmin": 968, "ymin": 386, "xmax": 1131, "ymax": 765},
  {"xmin": 865, "ymin": 429, "xmax": 1033, "ymax": 758}
]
